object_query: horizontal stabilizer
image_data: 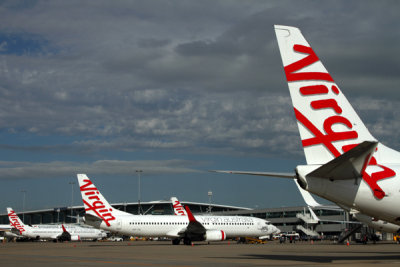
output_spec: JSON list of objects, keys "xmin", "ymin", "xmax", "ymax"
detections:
[
  {"xmin": 84, "ymin": 213, "xmax": 103, "ymax": 222},
  {"xmin": 307, "ymin": 141, "xmax": 378, "ymax": 180},
  {"xmin": 210, "ymin": 170, "xmax": 295, "ymax": 179}
]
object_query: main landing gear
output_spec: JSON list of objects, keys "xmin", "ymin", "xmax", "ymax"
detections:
[
  {"xmin": 172, "ymin": 238, "xmax": 180, "ymax": 245},
  {"xmin": 171, "ymin": 237, "xmax": 192, "ymax": 245},
  {"xmin": 183, "ymin": 237, "xmax": 192, "ymax": 245}
]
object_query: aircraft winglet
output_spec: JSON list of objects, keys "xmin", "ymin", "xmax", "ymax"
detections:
[
  {"xmin": 184, "ymin": 206, "xmax": 196, "ymax": 222},
  {"xmin": 184, "ymin": 206, "xmax": 206, "ymax": 235}
]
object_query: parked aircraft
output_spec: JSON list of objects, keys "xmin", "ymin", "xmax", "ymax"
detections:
[
  {"xmin": 77, "ymin": 174, "xmax": 280, "ymax": 245},
  {"xmin": 7, "ymin": 208, "xmax": 107, "ymax": 241},
  {"xmin": 0, "ymin": 224, "xmax": 12, "ymax": 231},
  {"xmin": 0, "ymin": 224, "xmax": 20, "ymax": 239},
  {"xmin": 214, "ymin": 25, "xmax": 400, "ymax": 227}
]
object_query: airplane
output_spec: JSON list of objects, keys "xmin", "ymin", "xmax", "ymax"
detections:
[
  {"xmin": 76, "ymin": 173, "xmax": 280, "ymax": 245},
  {"xmin": 7, "ymin": 207, "xmax": 107, "ymax": 241},
  {"xmin": 0, "ymin": 224, "xmax": 20, "ymax": 239},
  {"xmin": 0, "ymin": 224, "xmax": 12, "ymax": 231},
  {"xmin": 213, "ymin": 25, "xmax": 400, "ymax": 228},
  {"xmin": 293, "ymin": 179, "xmax": 400, "ymax": 233},
  {"xmin": 171, "ymin": 197, "xmax": 187, "ymax": 216}
]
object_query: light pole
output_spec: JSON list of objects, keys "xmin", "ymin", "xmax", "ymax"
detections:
[
  {"xmin": 69, "ymin": 181, "xmax": 75, "ymax": 223},
  {"xmin": 57, "ymin": 208, "xmax": 60, "ymax": 223},
  {"xmin": 21, "ymin": 190, "xmax": 26, "ymax": 223},
  {"xmin": 208, "ymin": 191, "xmax": 213, "ymax": 213},
  {"xmin": 136, "ymin": 170, "xmax": 143, "ymax": 214}
]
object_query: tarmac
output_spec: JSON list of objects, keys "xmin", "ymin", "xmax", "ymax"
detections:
[{"xmin": 1, "ymin": 240, "xmax": 400, "ymax": 266}]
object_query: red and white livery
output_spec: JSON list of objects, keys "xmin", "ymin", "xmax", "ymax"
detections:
[
  {"xmin": 77, "ymin": 174, "xmax": 279, "ymax": 245},
  {"xmin": 215, "ymin": 25, "xmax": 400, "ymax": 227},
  {"xmin": 6, "ymin": 207, "xmax": 106, "ymax": 241}
]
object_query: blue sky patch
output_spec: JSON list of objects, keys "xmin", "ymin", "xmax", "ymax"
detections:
[{"xmin": 0, "ymin": 32, "xmax": 51, "ymax": 56}]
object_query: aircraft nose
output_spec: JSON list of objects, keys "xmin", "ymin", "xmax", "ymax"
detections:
[{"xmin": 274, "ymin": 227, "xmax": 281, "ymax": 234}]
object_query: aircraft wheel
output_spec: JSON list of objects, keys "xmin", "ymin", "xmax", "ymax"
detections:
[{"xmin": 183, "ymin": 237, "xmax": 191, "ymax": 245}]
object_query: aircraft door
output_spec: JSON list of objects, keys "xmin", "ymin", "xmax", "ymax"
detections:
[{"xmin": 116, "ymin": 219, "xmax": 122, "ymax": 231}]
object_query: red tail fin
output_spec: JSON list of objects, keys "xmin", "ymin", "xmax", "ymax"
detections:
[{"xmin": 184, "ymin": 206, "xmax": 196, "ymax": 222}]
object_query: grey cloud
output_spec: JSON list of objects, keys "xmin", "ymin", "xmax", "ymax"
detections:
[
  {"xmin": 137, "ymin": 38, "xmax": 170, "ymax": 49},
  {"xmin": 0, "ymin": 91, "xmax": 303, "ymax": 158},
  {"xmin": 1, "ymin": 0, "xmax": 400, "ymax": 212},
  {"xmin": 0, "ymin": 0, "xmax": 399, "ymax": 161},
  {"xmin": 0, "ymin": 159, "xmax": 200, "ymax": 180},
  {"xmin": 175, "ymin": 40, "xmax": 241, "ymax": 57}
]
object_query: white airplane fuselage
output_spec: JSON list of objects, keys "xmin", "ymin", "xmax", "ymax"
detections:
[
  {"xmin": 303, "ymin": 173, "xmax": 400, "ymax": 226},
  {"xmin": 22, "ymin": 224, "xmax": 106, "ymax": 240},
  {"xmin": 86, "ymin": 213, "xmax": 274, "ymax": 238}
]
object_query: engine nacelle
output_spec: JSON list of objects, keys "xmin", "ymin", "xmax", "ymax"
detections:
[
  {"xmin": 204, "ymin": 230, "xmax": 226, "ymax": 241},
  {"xmin": 70, "ymin": 235, "xmax": 81, "ymax": 241}
]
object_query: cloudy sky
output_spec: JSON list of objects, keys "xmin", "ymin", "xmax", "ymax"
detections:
[{"xmin": 1, "ymin": 0, "xmax": 400, "ymax": 213}]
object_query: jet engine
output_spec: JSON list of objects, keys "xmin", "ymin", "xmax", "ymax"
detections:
[
  {"xmin": 70, "ymin": 235, "xmax": 81, "ymax": 241},
  {"xmin": 204, "ymin": 230, "xmax": 226, "ymax": 241}
]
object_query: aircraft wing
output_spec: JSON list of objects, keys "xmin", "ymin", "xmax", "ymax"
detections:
[
  {"xmin": 9, "ymin": 227, "xmax": 22, "ymax": 236},
  {"xmin": 165, "ymin": 206, "xmax": 207, "ymax": 240},
  {"xmin": 212, "ymin": 142, "xmax": 377, "ymax": 181},
  {"xmin": 84, "ymin": 214, "xmax": 103, "ymax": 223},
  {"xmin": 0, "ymin": 224, "xmax": 12, "ymax": 231},
  {"xmin": 166, "ymin": 206, "xmax": 207, "ymax": 240},
  {"xmin": 210, "ymin": 170, "xmax": 295, "ymax": 178},
  {"xmin": 50, "ymin": 234, "xmax": 61, "ymax": 240},
  {"xmin": 183, "ymin": 206, "xmax": 206, "ymax": 236},
  {"xmin": 166, "ymin": 228, "xmax": 186, "ymax": 238}
]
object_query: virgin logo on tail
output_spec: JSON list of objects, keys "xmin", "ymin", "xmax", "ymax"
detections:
[
  {"xmin": 80, "ymin": 178, "xmax": 116, "ymax": 226},
  {"xmin": 173, "ymin": 200, "xmax": 186, "ymax": 216},
  {"xmin": 287, "ymin": 44, "xmax": 395, "ymax": 199},
  {"xmin": 285, "ymin": 45, "xmax": 334, "ymax": 82},
  {"xmin": 8, "ymin": 209, "xmax": 25, "ymax": 234}
]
